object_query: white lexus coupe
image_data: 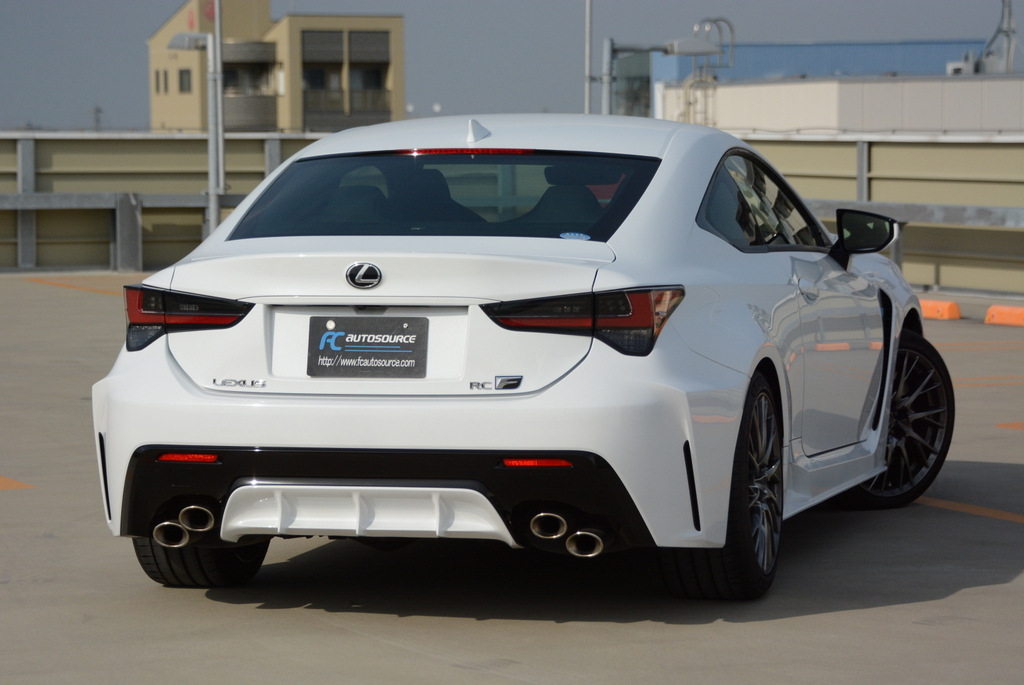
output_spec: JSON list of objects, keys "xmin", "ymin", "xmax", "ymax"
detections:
[{"xmin": 93, "ymin": 114, "xmax": 954, "ymax": 599}]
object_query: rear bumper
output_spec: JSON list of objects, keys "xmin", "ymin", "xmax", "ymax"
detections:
[
  {"xmin": 121, "ymin": 445, "xmax": 654, "ymax": 550},
  {"xmin": 94, "ymin": 331, "xmax": 748, "ymax": 548}
]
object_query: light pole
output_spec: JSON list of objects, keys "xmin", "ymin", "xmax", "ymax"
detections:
[
  {"xmin": 584, "ymin": 0, "xmax": 592, "ymax": 114},
  {"xmin": 168, "ymin": 0, "xmax": 224, "ymax": 239}
]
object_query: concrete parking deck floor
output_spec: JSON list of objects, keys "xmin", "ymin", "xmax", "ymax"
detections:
[{"xmin": 1, "ymin": 273, "xmax": 1022, "ymax": 684}]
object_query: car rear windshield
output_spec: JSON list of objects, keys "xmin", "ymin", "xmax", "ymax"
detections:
[{"xmin": 228, "ymin": 150, "xmax": 660, "ymax": 242}]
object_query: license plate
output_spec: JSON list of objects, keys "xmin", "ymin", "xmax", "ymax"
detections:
[{"xmin": 307, "ymin": 317, "xmax": 428, "ymax": 378}]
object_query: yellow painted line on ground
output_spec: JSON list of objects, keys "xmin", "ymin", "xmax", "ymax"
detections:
[
  {"xmin": 953, "ymin": 375, "xmax": 1024, "ymax": 388},
  {"xmin": 934, "ymin": 342, "xmax": 1024, "ymax": 351},
  {"xmin": 997, "ymin": 422, "xmax": 1024, "ymax": 430},
  {"xmin": 0, "ymin": 476, "xmax": 35, "ymax": 490},
  {"xmin": 954, "ymin": 381, "xmax": 1024, "ymax": 388},
  {"xmin": 918, "ymin": 496, "xmax": 1024, "ymax": 525},
  {"xmin": 23, "ymin": 277, "xmax": 122, "ymax": 296},
  {"xmin": 954, "ymin": 376, "xmax": 1024, "ymax": 381}
]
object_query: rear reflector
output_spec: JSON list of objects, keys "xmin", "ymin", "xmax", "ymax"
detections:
[
  {"xmin": 502, "ymin": 458, "xmax": 573, "ymax": 468},
  {"xmin": 483, "ymin": 288, "xmax": 684, "ymax": 356},
  {"xmin": 124, "ymin": 285, "xmax": 254, "ymax": 351},
  {"xmin": 158, "ymin": 453, "xmax": 218, "ymax": 463}
]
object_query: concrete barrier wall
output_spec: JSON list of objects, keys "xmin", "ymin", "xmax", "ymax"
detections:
[{"xmin": 1, "ymin": 131, "xmax": 1022, "ymax": 294}]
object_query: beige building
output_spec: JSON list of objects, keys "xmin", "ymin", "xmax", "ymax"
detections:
[
  {"xmin": 656, "ymin": 74, "xmax": 1024, "ymax": 135},
  {"xmin": 149, "ymin": 0, "xmax": 404, "ymax": 132}
]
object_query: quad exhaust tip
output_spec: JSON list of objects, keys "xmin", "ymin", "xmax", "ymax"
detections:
[
  {"xmin": 529, "ymin": 512, "xmax": 569, "ymax": 540},
  {"xmin": 179, "ymin": 505, "xmax": 215, "ymax": 533},
  {"xmin": 565, "ymin": 529, "xmax": 605, "ymax": 558},
  {"xmin": 153, "ymin": 505, "xmax": 217, "ymax": 548},
  {"xmin": 153, "ymin": 521, "xmax": 190, "ymax": 548}
]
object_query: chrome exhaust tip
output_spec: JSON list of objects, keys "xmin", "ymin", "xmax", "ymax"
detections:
[
  {"xmin": 179, "ymin": 505, "xmax": 216, "ymax": 533},
  {"xmin": 153, "ymin": 521, "xmax": 190, "ymax": 548},
  {"xmin": 529, "ymin": 512, "xmax": 569, "ymax": 540},
  {"xmin": 566, "ymin": 529, "xmax": 605, "ymax": 558}
]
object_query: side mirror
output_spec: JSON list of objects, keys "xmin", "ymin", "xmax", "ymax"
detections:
[{"xmin": 830, "ymin": 209, "xmax": 898, "ymax": 269}]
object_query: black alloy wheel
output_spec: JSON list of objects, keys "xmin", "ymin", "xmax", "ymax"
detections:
[
  {"xmin": 661, "ymin": 372, "xmax": 783, "ymax": 600},
  {"xmin": 841, "ymin": 329, "xmax": 954, "ymax": 509},
  {"xmin": 745, "ymin": 381, "xmax": 784, "ymax": 575}
]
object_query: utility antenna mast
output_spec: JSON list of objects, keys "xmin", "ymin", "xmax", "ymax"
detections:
[{"xmin": 980, "ymin": 0, "xmax": 1017, "ymax": 73}]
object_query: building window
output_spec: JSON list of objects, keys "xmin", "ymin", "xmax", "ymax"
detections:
[
  {"xmin": 179, "ymin": 69, "xmax": 192, "ymax": 94},
  {"xmin": 163, "ymin": 70, "xmax": 169, "ymax": 94},
  {"xmin": 222, "ymin": 66, "xmax": 273, "ymax": 96},
  {"xmin": 155, "ymin": 70, "xmax": 160, "ymax": 94},
  {"xmin": 350, "ymin": 65, "xmax": 389, "ymax": 112},
  {"xmin": 303, "ymin": 66, "xmax": 343, "ymax": 112},
  {"xmin": 350, "ymin": 65, "xmax": 384, "ymax": 90},
  {"xmin": 303, "ymin": 67, "xmax": 327, "ymax": 91}
]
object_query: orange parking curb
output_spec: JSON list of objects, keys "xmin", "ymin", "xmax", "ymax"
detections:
[
  {"xmin": 920, "ymin": 299, "xmax": 961, "ymax": 320},
  {"xmin": 985, "ymin": 305, "xmax": 1024, "ymax": 327}
]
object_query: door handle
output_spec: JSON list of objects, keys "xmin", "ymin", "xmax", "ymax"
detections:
[{"xmin": 797, "ymin": 278, "xmax": 819, "ymax": 302}]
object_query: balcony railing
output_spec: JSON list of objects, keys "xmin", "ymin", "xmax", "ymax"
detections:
[
  {"xmin": 303, "ymin": 89, "xmax": 391, "ymax": 115},
  {"xmin": 225, "ymin": 85, "xmax": 276, "ymax": 97},
  {"xmin": 223, "ymin": 95, "xmax": 277, "ymax": 131},
  {"xmin": 351, "ymin": 89, "xmax": 391, "ymax": 113},
  {"xmin": 304, "ymin": 90, "xmax": 345, "ymax": 113}
]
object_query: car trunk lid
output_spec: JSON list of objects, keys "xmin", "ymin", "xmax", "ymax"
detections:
[{"xmin": 163, "ymin": 237, "xmax": 613, "ymax": 397}]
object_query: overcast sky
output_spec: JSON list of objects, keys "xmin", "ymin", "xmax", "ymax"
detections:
[{"xmin": 0, "ymin": 0, "xmax": 1019, "ymax": 130}]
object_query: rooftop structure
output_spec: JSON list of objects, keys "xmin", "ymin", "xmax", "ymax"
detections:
[
  {"xmin": 149, "ymin": 0, "xmax": 404, "ymax": 132},
  {"xmin": 651, "ymin": 39, "xmax": 991, "ymax": 86}
]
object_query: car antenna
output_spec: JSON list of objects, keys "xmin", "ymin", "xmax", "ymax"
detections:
[{"xmin": 467, "ymin": 119, "xmax": 491, "ymax": 143}]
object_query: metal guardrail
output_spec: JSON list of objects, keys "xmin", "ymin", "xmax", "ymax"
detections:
[
  {"xmin": 5, "ymin": 191, "xmax": 1018, "ymax": 274},
  {"xmin": 803, "ymin": 200, "xmax": 1024, "ymax": 230},
  {"xmin": 2, "ymin": 133, "xmax": 1021, "ymax": 291},
  {"xmin": 0, "ymin": 193, "xmax": 247, "ymax": 271}
]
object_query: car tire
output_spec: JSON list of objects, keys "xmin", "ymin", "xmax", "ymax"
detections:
[
  {"xmin": 660, "ymin": 372, "xmax": 783, "ymax": 600},
  {"xmin": 133, "ymin": 538, "xmax": 270, "ymax": 588},
  {"xmin": 837, "ymin": 329, "xmax": 955, "ymax": 509}
]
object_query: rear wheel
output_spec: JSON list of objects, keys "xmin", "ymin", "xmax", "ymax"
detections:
[
  {"xmin": 661, "ymin": 373, "xmax": 783, "ymax": 600},
  {"xmin": 839, "ymin": 329, "xmax": 954, "ymax": 509},
  {"xmin": 133, "ymin": 538, "xmax": 269, "ymax": 588}
]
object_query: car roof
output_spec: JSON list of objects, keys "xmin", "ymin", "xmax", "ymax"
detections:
[{"xmin": 294, "ymin": 113, "xmax": 725, "ymax": 160}]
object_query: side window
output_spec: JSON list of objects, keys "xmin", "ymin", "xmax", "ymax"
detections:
[
  {"xmin": 698, "ymin": 153, "xmax": 825, "ymax": 249},
  {"xmin": 698, "ymin": 158, "xmax": 760, "ymax": 249}
]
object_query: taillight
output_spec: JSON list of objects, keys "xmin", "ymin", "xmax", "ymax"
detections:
[
  {"xmin": 483, "ymin": 288, "xmax": 684, "ymax": 356},
  {"xmin": 124, "ymin": 285, "xmax": 254, "ymax": 351},
  {"xmin": 483, "ymin": 293, "xmax": 595, "ymax": 335}
]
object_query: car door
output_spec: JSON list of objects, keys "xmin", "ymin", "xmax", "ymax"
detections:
[{"xmin": 719, "ymin": 154, "xmax": 885, "ymax": 457}]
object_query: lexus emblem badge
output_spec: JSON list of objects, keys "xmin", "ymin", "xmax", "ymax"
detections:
[{"xmin": 346, "ymin": 262, "xmax": 382, "ymax": 289}]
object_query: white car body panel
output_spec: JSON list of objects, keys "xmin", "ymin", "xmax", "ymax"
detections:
[
  {"xmin": 220, "ymin": 482, "xmax": 519, "ymax": 545},
  {"xmin": 93, "ymin": 114, "xmax": 923, "ymax": 559},
  {"xmin": 94, "ymin": 329, "xmax": 747, "ymax": 547}
]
